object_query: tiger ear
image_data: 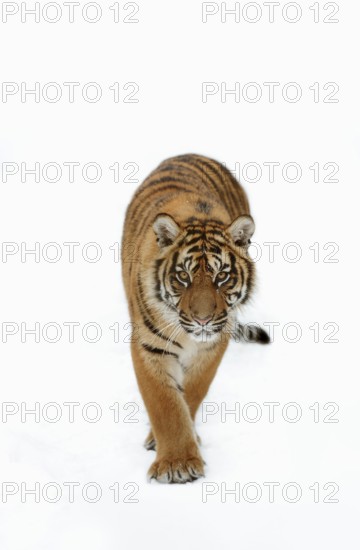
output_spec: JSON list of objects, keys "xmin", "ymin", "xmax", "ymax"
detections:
[
  {"xmin": 153, "ymin": 214, "xmax": 181, "ymax": 248},
  {"xmin": 227, "ymin": 215, "xmax": 255, "ymax": 246}
]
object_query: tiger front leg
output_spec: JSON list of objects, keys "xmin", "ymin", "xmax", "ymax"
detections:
[
  {"xmin": 144, "ymin": 429, "xmax": 201, "ymax": 451},
  {"xmin": 131, "ymin": 344, "xmax": 204, "ymax": 484}
]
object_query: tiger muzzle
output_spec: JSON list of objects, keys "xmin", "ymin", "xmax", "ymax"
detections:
[{"xmin": 188, "ymin": 275, "xmax": 217, "ymax": 324}]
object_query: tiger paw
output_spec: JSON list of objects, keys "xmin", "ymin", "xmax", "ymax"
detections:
[{"xmin": 147, "ymin": 455, "xmax": 205, "ymax": 484}]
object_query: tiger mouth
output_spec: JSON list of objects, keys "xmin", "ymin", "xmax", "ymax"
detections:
[
  {"xmin": 190, "ymin": 327, "xmax": 224, "ymax": 343},
  {"xmin": 193, "ymin": 327, "xmax": 212, "ymax": 336},
  {"xmin": 180, "ymin": 322, "xmax": 226, "ymax": 338}
]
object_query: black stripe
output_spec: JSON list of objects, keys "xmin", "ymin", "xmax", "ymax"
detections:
[
  {"xmin": 184, "ymin": 229, "xmax": 203, "ymax": 236},
  {"xmin": 153, "ymin": 259, "xmax": 164, "ymax": 297},
  {"xmin": 200, "ymin": 159, "xmax": 238, "ymax": 217},
  {"xmin": 170, "ymin": 251, "xmax": 179, "ymax": 271},
  {"xmin": 207, "ymin": 244, "xmax": 222, "ymax": 254},
  {"xmin": 166, "ymin": 372, "xmax": 184, "ymax": 392},
  {"xmin": 241, "ymin": 259, "xmax": 255, "ymax": 303},
  {"xmin": 206, "ymin": 229, "xmax": 226, "ymax": 237},
  {"xmin": 142, "ymin": 343, "xmax": 178, "ymax": 358},
  {"xmin": 183, "ymin": 236, "xmax": 203, "ymax": 246},
  {"xmin": 228, "ymin": 251, "xmax": 238, "ymax": 274},
  {"xmin": 140, "ymin": 175, "xmax": 194, "ymax": 190},
  {"xmin": 198, "ymin": 160, "xmax": 233, "ymax": 214},
  {"xmin": 188, "ymin": 245, "xmax": 201, "ymax": 253},
  {"xmin": 238, "ymin": 263, "xmax": 245, "ymax": 287}
]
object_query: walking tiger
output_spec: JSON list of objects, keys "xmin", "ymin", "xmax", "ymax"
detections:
[{"xmin": 121, "ymin": 153, "xmax": 269, "ymax": 483}]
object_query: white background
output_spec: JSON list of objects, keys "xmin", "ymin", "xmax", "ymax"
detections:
[{"xmin": 0, "ymin": 1, "xmax": 359, "ymax": 548}]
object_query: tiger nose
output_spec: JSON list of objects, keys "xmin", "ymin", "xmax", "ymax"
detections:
[{"xmin": 193, "ymin": 315, "xmax": 213, "ymax": 326}]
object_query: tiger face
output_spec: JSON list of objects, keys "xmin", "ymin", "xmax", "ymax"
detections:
[{"xmin": 153, "ymin": 213, "xmax": 255, "ymax": 343}]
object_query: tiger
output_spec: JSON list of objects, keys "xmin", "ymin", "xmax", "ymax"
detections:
[{"xmin": 121, "ymin": 153, "xmax": 269, "ymax": 484}]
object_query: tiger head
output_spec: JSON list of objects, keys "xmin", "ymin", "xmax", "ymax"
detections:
[{"xmin": 153, "ymin": 213, "xmax": 255, "ymax": 342}]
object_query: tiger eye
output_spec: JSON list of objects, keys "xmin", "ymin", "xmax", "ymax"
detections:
[
  {"xmin": 177, "ymin": 271, "xmax": 189, "ymax": 281},
  {"xmin": 216, "ymin": 271, "xmax": 229, "ymax": 283}
]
